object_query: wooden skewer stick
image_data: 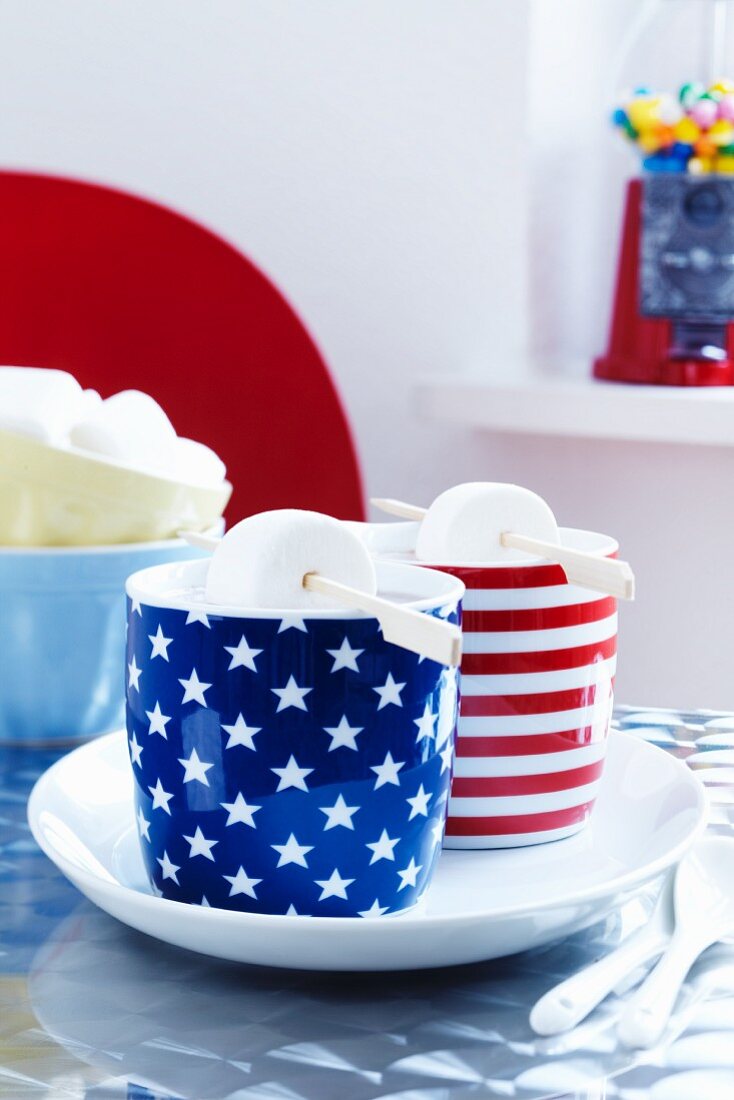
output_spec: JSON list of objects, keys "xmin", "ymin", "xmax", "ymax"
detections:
[
  {"xmin": 179, "ymin": 530, "xmax": 462, "ymax": 665},
  {"xmin": 499, "ymin": 532, "xmax": 635, "ymax": 601},
  {"xmin": 179, "ymin": 529, "xmax": 221, "ymax": 551},
  {"xmin": 304, "ymin": 573, "xmax": 462, "ymax": 667},
  {"xmin": 371, "ymin": 498, "xmax": 428, "ymax": 522},
  {"xmin": 370, "ymin": 497, "xmax": 635, "ymax": 601}
]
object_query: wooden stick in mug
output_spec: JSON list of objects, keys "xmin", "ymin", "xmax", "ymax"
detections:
[
  {"xmin": 370, "ymin": 497, "xmax": 635, "ymax": 601},
  {"xmin": 303, "ymin": 573, "xmax": 462, "ymax": 667},
  {"xmin": 178, "ymin": 530, "xmax": 462, "ymax": 665},
  {"xmin": 178, "ymin": 529, "xmax": 221, "ymax": 551}
]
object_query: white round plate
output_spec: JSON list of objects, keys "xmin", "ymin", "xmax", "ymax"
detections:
[{"xmin": 28, "ymin": 729, "xmax": 706, "ymax": 971}]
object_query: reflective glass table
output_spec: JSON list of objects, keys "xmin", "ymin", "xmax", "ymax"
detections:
[{"xmin": 4, "ymin": 708, "xmax": 734, "ymax": 1100}]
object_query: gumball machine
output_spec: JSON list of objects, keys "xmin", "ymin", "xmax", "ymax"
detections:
[{"xmin": 595, "ymin": 0, "xmax": 734, "ymax": 385}]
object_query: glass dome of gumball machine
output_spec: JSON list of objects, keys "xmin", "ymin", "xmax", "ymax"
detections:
[{"xmin": 594, "ymin": 0, "xmax": 734, "ymax": 385}]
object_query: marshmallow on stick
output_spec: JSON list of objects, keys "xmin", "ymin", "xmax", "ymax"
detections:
[
  {"xmin": 206, "ymin": 509, "xmax": 378, "ymax": 610},
  {"xmin": 196, "ymin": 509, "xmax": 462, "ymax": 666},
  {"xmin": 372, "ymin": 484, "xmax": 635, "ymax": 601}
]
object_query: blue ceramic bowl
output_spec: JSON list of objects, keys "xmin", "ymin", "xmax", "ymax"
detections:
[
  {"xmin": 0, "ymin": 537, "xmax": 212, "ymax": 744},
  {"xmin": 126, "ymin": 558, "xmax": 464, "ymax": 917}
]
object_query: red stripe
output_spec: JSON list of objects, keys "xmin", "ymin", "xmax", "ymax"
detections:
[
  {"xmin": 455, "ymin": 731, "xmax": 604, "ymax": 756},
  {"xmin": 461, "ymin": 636, "xmax": 617, "ymax": 676},
  {"xmin": 430, "ymin": 551, "xmax": 619, "ymax": 593},
  {"xmin": 445, "ymin": 800, "xmax": 595, "ymax": 836},
  {"xmin": 463, "ymin": 598, "xmax": 616, "ymax": 633},
  {"xmin": 451, "ymin": 760, "xmax": 604, "ymax": 797},
  {"xmin": 433, "ymin": 562, "xmax": 567, "ymax": 590},
  {"xmin": 459, "ymin": 685, "xmax": 603, "ymax": 717}
]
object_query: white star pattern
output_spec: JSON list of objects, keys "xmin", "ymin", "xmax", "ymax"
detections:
[
  {"xmin": 223, "ymin": 866, "xmax": 262, "ymax": 898},
  {"xmin": 148, "ymin": 624, "xmax": 173, "ymax": 661},
  {"xmin": 183, "ymin": 826, "xmax": 218, "ymax": 861},
  {"xmin": 224, "ymin": 635, "xmax": 262, "ymax": 672},
  {"xmin": 272, "ymin": 833, "xmax": 314, "ymax": 868},
  {"xmin": 221, "ymin": 713, "xmax": 261, "ymax": 751},
  {"xmin": 323, "ymin": 715, "xmax": 363, "ymax": 752},
  {"xmin": 185, "ymin": 607, "xmax": 211, "ymax": 627},
  {"xmin": 178, "ymin": 747, "xmax": 214, "ymax": 786},
  {"xmin": 271, "ymin": 675, "xmax": 312, "ymax": 713},
  {"xmin": 406, "ymin": 784, "xmax": 431, "ymax": 820},
  {"xmin": 157, "ymin": 850, "xmax": 180, "ymax": 884},
  {"xmin": 146, "ymin": 701, "xmax": 171, "ymax": 738},
  {"xmin": 126, "ymin": 594, "xmax": 457, "ymax": 916},
  {"xmin": 128, "ymin": 732, "xmax": 143, "ymax": 767},
  {"xmin": 397, "ymin": 857, "xmax": 422, "ymax": 891},
  {"xmin": 320, "ymin": 793, "xmax": 360, "ymax": 831},
  {"xmin": 221, "ymin": 792, "xmax": 261, "ymax": 827},
  {"xmin": 148, "ymin": 778, "xmax": 174, "ymax": 815},
  {"xmin": 373, "ymin": 672, "xmax": 406, "ymax": 710},
  {"xmin": 130, "ymin": 595, "xmax": 143, "ymax": 616},
  {"xmin": 366, "ymin": 829, "xmax": 400, "ymax": 864},
  {"xmin": 358, "ymin": 899, "xmax": 389, "ymax": 918},
  {"xmin": 200, "ymin": 896, "xmax": 211, "ymax": 907},
  {"xmin": 315, "ymin": 868, "xmax": 355, "ymax": 901},
  {"xmin": 370, "ymin": 751, "xmax": 405, "ymax": 789},
  {"xmin": 413, "ymin": 702, "xmax": 438, "ymax": 742},
  {"xmin": 178, "ymin": 667, "xmax": 212, "ymax": 706},
  {"xmin": 278, "ymin": 613, "xmax": 308, "ymax": 634},
  {"xmin": 326, "ymin": 636, "xmax": 364, "ymax": 673},
  {"xmin": 271, "ymin": 755, "xmax": 313, "ymax": 792},
  {"xmin": 127, "ymin": 656, "xmax": 142, "ymax": 692}
]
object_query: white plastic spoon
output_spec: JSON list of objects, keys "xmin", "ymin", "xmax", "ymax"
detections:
[
  {"xmin": 530, "ymin": 872, "xmax": 676, "ymax": 1036},
  {"xmin": 618, "ymin": 837, "xmax": 734, "ymax": 1049},
  {"xmin": 178, "ymin": 530, "xmax": 462, "ymax": 667},
  {"xmin": 370, "ymin": 497, "xmax": 635, "ymax": 601}
]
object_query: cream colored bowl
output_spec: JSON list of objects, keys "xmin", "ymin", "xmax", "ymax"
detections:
[{"xmin": 0, "ymin": 429, "xmax": 232, "ymax": 546}]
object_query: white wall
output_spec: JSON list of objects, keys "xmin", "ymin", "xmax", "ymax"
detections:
[{"xmin": 0, "ymin": 0, "xmax": 731, "ymax": 710}]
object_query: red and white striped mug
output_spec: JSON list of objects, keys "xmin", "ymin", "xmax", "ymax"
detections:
[{"xmin": 425, "ymin": 529, "xmax": 618, "ymax": 849}]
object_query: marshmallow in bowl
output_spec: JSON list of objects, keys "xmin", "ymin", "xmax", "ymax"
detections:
[
  {"xmin": 70, "ymin": 390, "xmax": 176, "ymax": 463},
  {"xmin": 0, "ymin": 367, "xmax": 227, "ymax": 488},
  {"xmin": 0, "ymin": 367, "xmax": 91, "ymax": 444},
  {"xmin": 415, "ymin": 482, "xmax": 560, "ymax": 563},
  {"xmin": 206, "ymin": 509, "xmax": 378, "ymax": 610},
  {"xmin": 175, "ymin": 438, "xmax": 227, "ymax": 487}
]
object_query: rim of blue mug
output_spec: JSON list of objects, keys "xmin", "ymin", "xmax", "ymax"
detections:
[
  {"xmin": 0, "ymin": 522, "xmax": 225, "ymax": 557},
  {"xmin": 126, "ymin": 558, "xmax": 465, "ymax": 620},
  {"xmin": 379, "ymin": 527, "xmax": 619, "ymax": 570}
]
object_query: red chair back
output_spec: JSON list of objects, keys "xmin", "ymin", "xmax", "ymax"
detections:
[{"xmin": 0, "ymin": 171, "xmax": 364, "ymax": 521}]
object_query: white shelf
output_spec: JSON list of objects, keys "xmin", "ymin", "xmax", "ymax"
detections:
[{"xmin": 417, "ymin": 373, "xmax": 734, "ymax": 448}]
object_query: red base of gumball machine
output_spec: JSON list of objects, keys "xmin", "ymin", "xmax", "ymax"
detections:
[
  {"xmin": 594, "ymin": 178, "xmax": 734, "ymax": 387},
  {"xmin": 594, "ymin": 352, "xmax": 734, "ymax": 386}
]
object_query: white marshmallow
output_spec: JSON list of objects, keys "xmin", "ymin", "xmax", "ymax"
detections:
[
  {"xmin": 0, "ymin": 367, "xmax": 226, "ymax": 486},
  {"xmin": 415, "ymin": 482, "xmax": 560, "ymax": 564},
  {"xmin": 172, "ymin": 438, "xmax": 227, "ymax": 487},
  {"xmin": 70, "ymin": 389, "xmax": 176, "ymax": 469},
  {"xmin": 205, "ymin": 509, "xmax": 378, "ymax": 610},
  {"xmin": 0, "ymin": 366, "xmax": 87, "ymax": 443}
]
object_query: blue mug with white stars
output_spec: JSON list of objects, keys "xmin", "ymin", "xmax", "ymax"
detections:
[{"xmin": 125, "ymin": 558, "xmax": 464, "ymax": 918}]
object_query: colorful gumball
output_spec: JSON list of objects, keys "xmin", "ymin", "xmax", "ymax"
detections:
[
  {"xmin": 690, "ymin": 97, "xmax": 718, "ymax": 128},
  {"xmin": 709, "ymin": 119, "xmax": 734, "ymax": 146},
  {"xmin": 614, "ymin": 78, "xmax": 734, "ymax": 173},
  {"xmin": 658, "ymin": 95, "xmax": 682, "ymax": 126},
  {"xmin": 679, "ymin": 81, "xmax": 704, "ymax": 109},
  {"xmin": 628, "ymin": 96, "xmax": 661, "ymax": 132}
]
